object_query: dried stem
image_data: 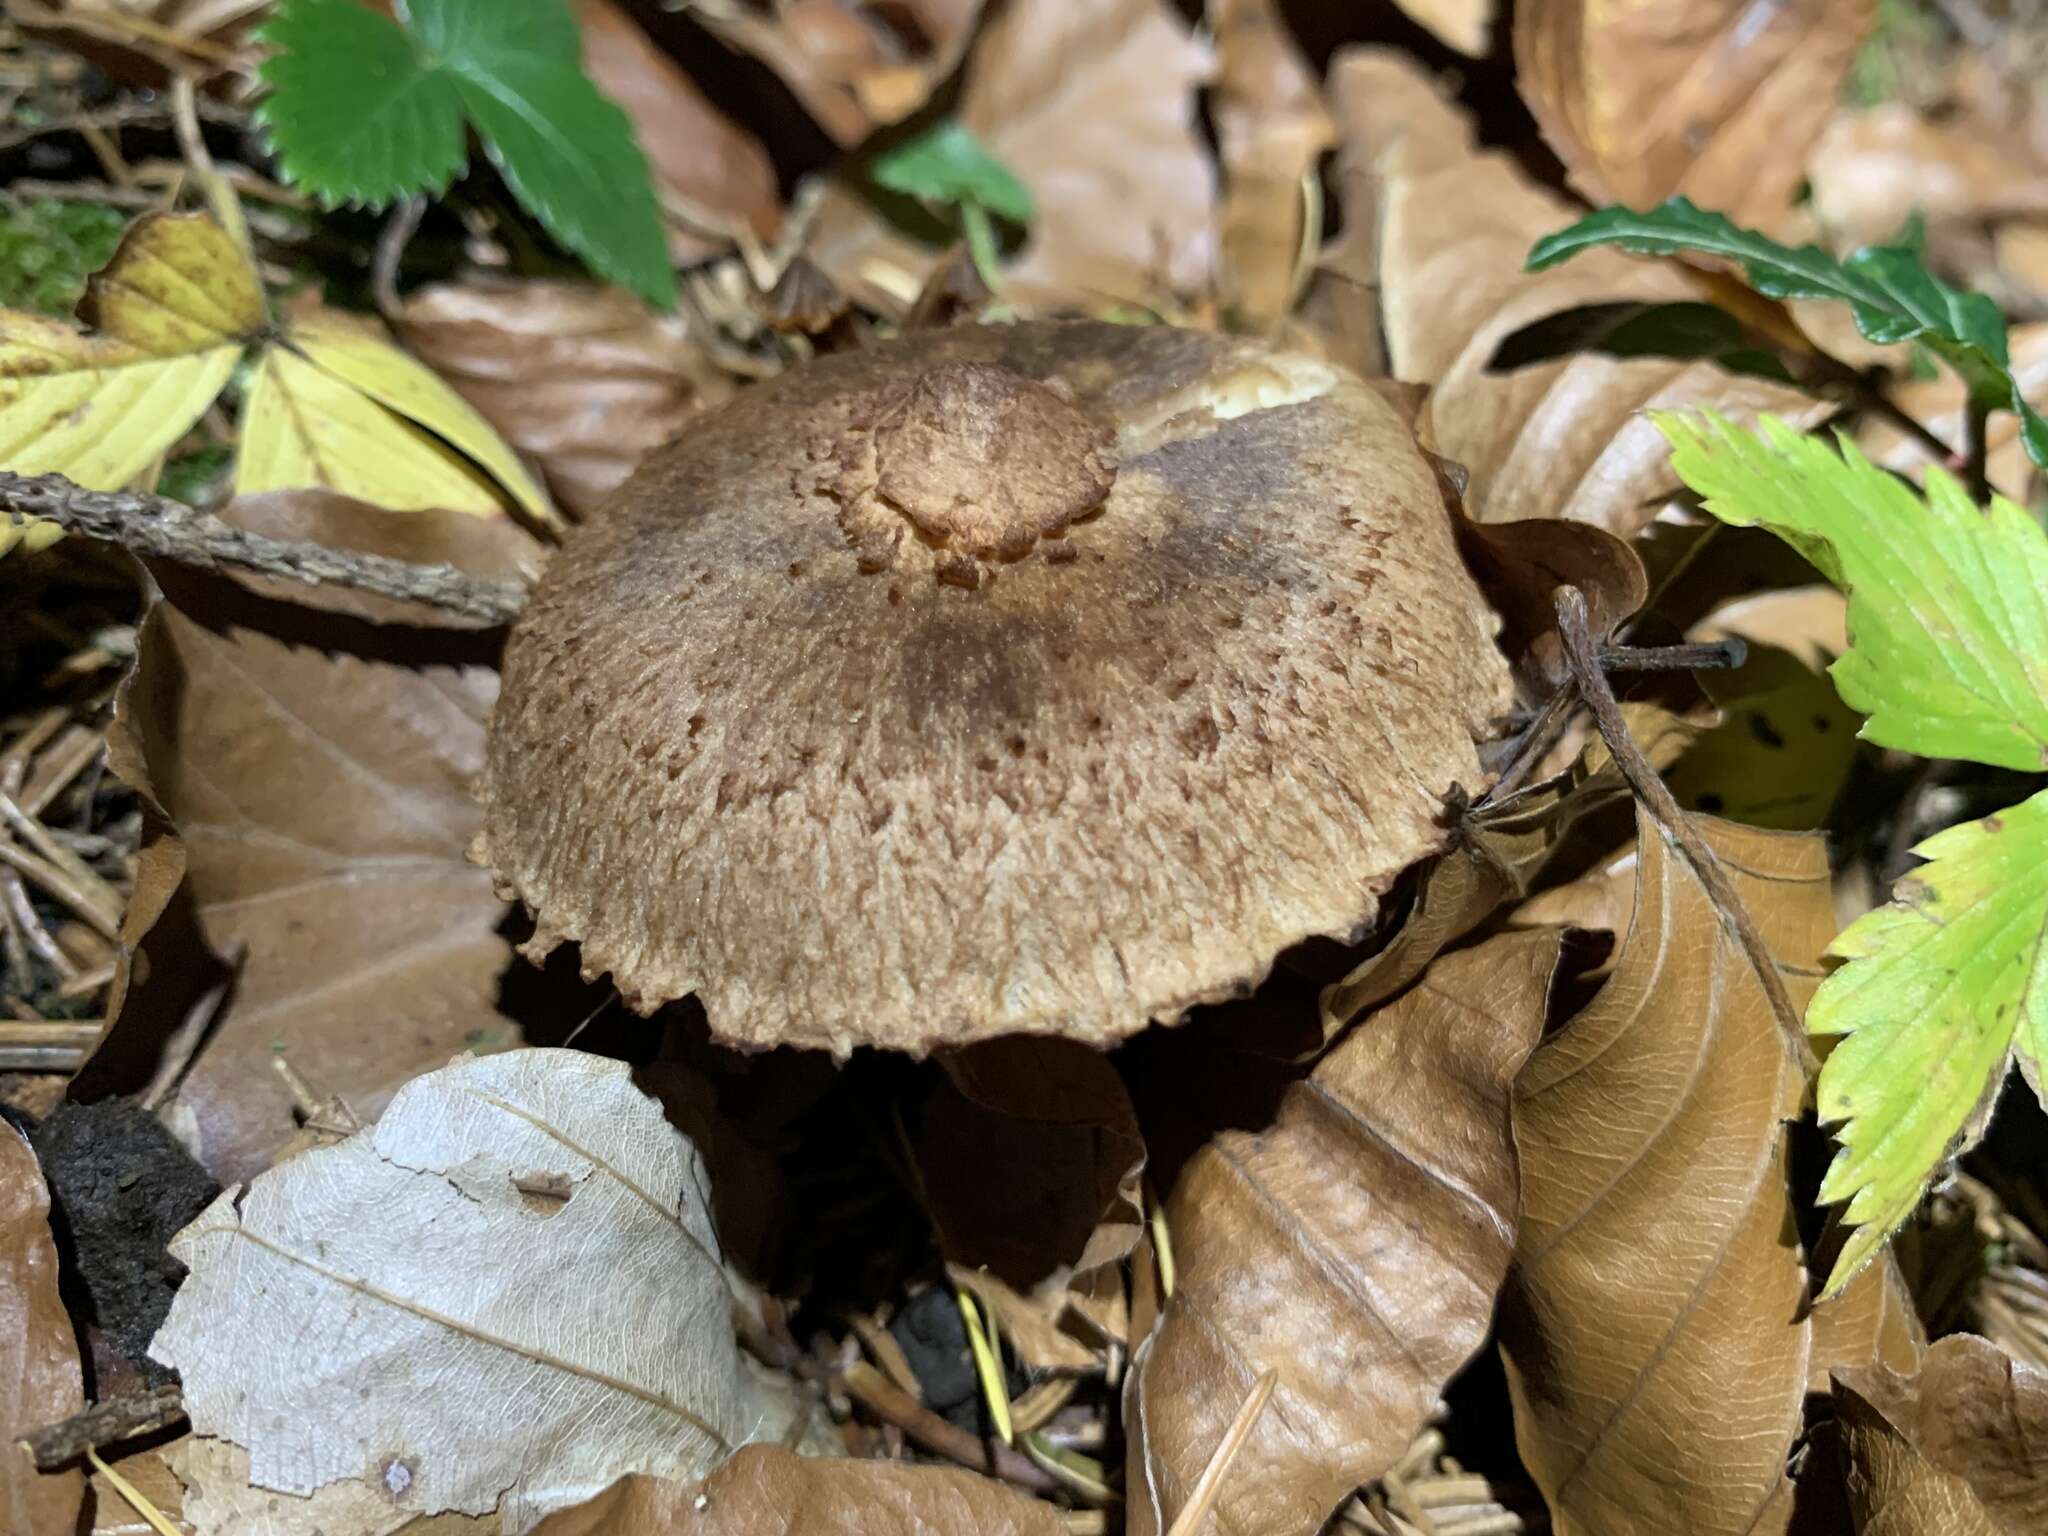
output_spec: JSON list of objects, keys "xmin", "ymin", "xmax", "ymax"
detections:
[
  {"xmin": 839, "ymin": 1360, "xmax": 1061, "ymax": 1497},
  {"xmin": 19, "ymin": 1384, "xmax": 188, "ymax": 1470},
  {"xmin": 0, "ymin": 471, "xmax": 530, "ymax": 625},
  {"xmin": 1555, "ymin": 588, "xmax": 1803, "ymax": 1042}
]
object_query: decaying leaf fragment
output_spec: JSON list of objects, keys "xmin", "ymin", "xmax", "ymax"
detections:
[
  {"xmin": 1500, "ymin": 807, "xmax": 1920, "ymax": 1535},
  {"xmin": 151, "ymin": 1049, "xmax": 812, "ymax": 1534},
  {"xmin": 1323, "ymin": 49, "xmax": 1824, "ymax": 535},
  {"xmin": 1831, "ymin": 1334, "xmax": 2048, "ymax": 1534},
  {"xmin": 1127, "ymin": 930, "xmax": 1569, "ymax": 1536},
  {"xmin": 2, "ymin": 1124, "xmax": 84, "ymax": 1536},
  {"xmin": 1515, "ymin": 0, "xmax": 1874, "ymax": 232},
  {"xmin": 96, "ymin": 490, "xmax": 538, "ymax": 1183}
]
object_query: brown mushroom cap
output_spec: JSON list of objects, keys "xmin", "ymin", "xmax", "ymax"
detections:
[{"xmin": 478, "ymin": 321, "xmax": 1512, "ymax": 1054}]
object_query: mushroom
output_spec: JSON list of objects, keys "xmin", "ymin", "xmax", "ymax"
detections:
[{"xmin": 477, "ymin": 321, "xmax": 1513, "ymax": 1055}]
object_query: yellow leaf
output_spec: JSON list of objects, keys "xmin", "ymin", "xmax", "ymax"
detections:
[
  {"xmin": 236, "ymin": 346, "xmax": 507, "ymax": 515},
  {"xmin": 285, "ymin": 311, "xmax": 558, "ymax": 526},
  {"xmin": 0, "ymin": 212, "xmax": 263, "ymax": 553}
]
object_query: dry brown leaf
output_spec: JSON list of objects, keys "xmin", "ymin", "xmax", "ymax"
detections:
[
  {"xmin": 806, "ymin": 0, "xmax": 1216, "ymax": 314},
  {"xmin": 1327, "ymin": 48, "xmax": 1827, "ymax": 535},
  {"xmin": 1, "ymin": 1123, "xmax": 82, "ymax": 1536},
  {"xmin": 530, "ymin": 1447, "xmax": 1067, "ymax": 1535},
  {"xmin": 689, "ymin": 0, "xmax": 980, "ymax": 146},
  {"xmin": 85, "ymin": 1441, "xmax": 188, "ymax": 1536},
  {"xmin": 95, "ymin": 491, "xmax": 540, "ymax": 1183},
  {"xmin": 1208, "ymin": 0, "xmax": 1332, "ymax": 325},
  {"xmin": 1500, "ymin": 807, "xmax": 1920, "ymax": 1536},
  {"xmin": 922, "ymin": 1037, "xmax": 1143, "ymax": 1297},
  {"xmin": 398, "ymin": 277, "xmax": 738, "ymax": 519},
  {"xmin": 1515, "ymin": 0, "xmax": 1874, "ymax": 233},
  {"xmin": 1831, "ymin": 1334, "xmax": 2048, "ymax": 1534},
  {"xmin": 1394, "ymin": 0, "xmax": 1491, "ymax": 56},
  {"xmin": 1127, "ymin": 929, "xmax": 1569, "ymax": 1536},
  {"xmin": 573, "ymin": 0, "xmax": 781, "ymax": 262},
  {"xmin": 1808, "ymin": 105, "xmax": 2048, "ymax": 255}
]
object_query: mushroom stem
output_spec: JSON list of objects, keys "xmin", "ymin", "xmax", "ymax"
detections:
[{"xmin": 0, "ymin": 470, "xmax": 531, "ymax": 625}]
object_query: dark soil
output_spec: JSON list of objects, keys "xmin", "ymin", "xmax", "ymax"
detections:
[{"xmin": 29, "ymin": 1097, "xmax": 220, "ymax": 1384}]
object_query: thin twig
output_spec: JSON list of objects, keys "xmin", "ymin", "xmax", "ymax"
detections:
[
  {"xmin": 19, "ymin": 1384, "xmax": 188, "ymax": 1470},
  {"xmin": 1555, "ymin": 588, "xmax": 1803, "ymax": 1043},
  {"xmin": 1960, "ymin": 394, "xmax": 1994, "ymax": 505},
  {"xmin": 0, "ymin": 471, "xmax": 531, "ymax": 625},
  {"xmin": 372, "ymin": 196, "xmax": 427, "ymax": 321},
  {"xmin": 1164, "ymin": 1369, "xmax": 1279, "ymax": 1536},
  {"xmin": 838, "ymin": 1361, "xmax": 1061, "ymax": 1497}
]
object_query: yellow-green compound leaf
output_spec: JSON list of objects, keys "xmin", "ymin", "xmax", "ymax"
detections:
[
  {"xmin": 1658, "ymin": 412, "xmax": 2048, "ymax": 773},
  {"xmin": 286, "ymin": 312, "xmax": 557, "ymax": 526},
  {"xmin": 1811, "ymin": 789, "xmax": 2048, "ymax": 1295},
  {"xmin": 0, "ymin": 211, "xmax": 264, "ymax": 553},
  {"xmin": 237, "ymin": 346, "xmax": 505, "ymax": 514}
]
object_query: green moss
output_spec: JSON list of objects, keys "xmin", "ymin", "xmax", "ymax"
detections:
[{"xmin": 0, "ymin": 198, "xmax": 131, "ymax": 316}]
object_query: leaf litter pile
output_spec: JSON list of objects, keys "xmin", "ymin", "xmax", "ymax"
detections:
[{"xmin": 5, "ymin": 2, "xmax": 2048, "ymax": 1534}]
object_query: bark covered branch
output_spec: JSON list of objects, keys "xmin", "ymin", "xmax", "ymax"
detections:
[{"xmin": 1, "ymin": 471, "xmax": 531, "ymax": 625}]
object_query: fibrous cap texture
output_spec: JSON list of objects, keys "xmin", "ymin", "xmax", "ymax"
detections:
[{"xmin": 478, "ymin": 321, "xmax": 1512, "ymax": 1053}]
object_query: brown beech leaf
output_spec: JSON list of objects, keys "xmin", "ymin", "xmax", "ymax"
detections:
[
  {"xmin": 1832, "ymin": 1335, "xmax": 2048, "ymax": 1534},
  {"xmin": 1393, "ymin": 0, "xmax": 1491, "ymax": 56},
  {"xmin": 1326, "ymin": 48, "xmax": 1826, "ymax": 535},
  {"xmin": 94, "ymin": 491, "xmax": 540, "ymax": 1183},
  {"xmin": 1514, "ymin": 0, "xmax": 1875, "ymax": 233},
  {"xmin": 1208, "ymin": 0, "xmax": 1332, "ymax": 325},
  {"xmin": 573, "ymin": 0, "xmax": 780, "ymax": 261},
  {"xmin": 399, "ymin": 278, "xmax": 738, "ymax": 519},
  {"xmin": 2, "ymin": 1124, "xmax": 83, "ymax": 1536},
  {"xmin": 1127, "ymin": 929, "xmax": 1570, "ymax": 1536},
  {"xmin": 1501, "ymin": 806, "xmax": 1920, "ymax": 1536},
  {"xmin": 690, "ymin": 0, "xmax": 981, "ymax": 147},
  {"xmin": 806, "ymin": 0, "xmax": 1216, "ymax": 314},
  {"xmin": 528, "ymin": 1448, "xmax": 1066, "ymax": 1535}
]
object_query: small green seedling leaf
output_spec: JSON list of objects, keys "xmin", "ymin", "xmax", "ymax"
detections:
[
  {"xmin": 869, "ymin": 119, "xmax": 1035, "ymax": 226},
  {"xmin": 1532, "ymin": 199, "xmax": 2048, "ymax": 469},
  {"xmin": 1659, "ymin": 410, "xmax": 2048, "ymax": 1295},
  {"xmin": 1657, "ymin": 413, "xmax": 2048, "ymax": 772},
  {"xmin": 258, "ymin": 0, "xmax": 675, "ymax": 310}
]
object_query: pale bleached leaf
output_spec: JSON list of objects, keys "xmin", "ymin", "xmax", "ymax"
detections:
[{"xmin": 150, "ymin": 1049, "xmax": 812, "ymax": 1534}]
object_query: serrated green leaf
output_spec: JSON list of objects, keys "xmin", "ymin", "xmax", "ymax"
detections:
[
  {"xmin": 870, "ymin": 119, "xmax": 1035, "ymax": 226},
  {"xmin": 1657, "ymin": 412, "xmax": 2048, "ymax": 772},
  {"xmin": 1807, "ymin": 789, "xmax": 2048, "ymax": 1295},
  {"xmin": 257, "ymin": 0, "xmax": 675, "ymax": 310},
  {"xmin": 1531, "ymin": 198, "xmax": 2048, "ymax": 470},
  {"xmin": 256, "ymin": 0, "xmax": 468, "ymax": 208}
]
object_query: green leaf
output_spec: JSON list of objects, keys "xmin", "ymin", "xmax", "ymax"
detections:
[
  {"xmin": 256, "ymin": 0, "xmax": 468, "ymax": 207},
  {"xmin": 869, "ymin": 119, "xmax": 1035, "ymax": 226},
  {"xmin": 257, "ymin": 0, "xmax": 675, "ymax": 310},
  {"xmin": 1530, "ymin": 198, "xmax": 2048, "ymax": 470},
  {"xmin": 1656, "ymin": 412, "xmax": 2048, "ymax": 772},
  {"xmin": 1808, "ymin": 789, "xmax": 2048, "ymax": 1295}
]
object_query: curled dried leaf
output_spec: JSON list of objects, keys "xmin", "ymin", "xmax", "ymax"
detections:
[
  {"xmin": 1318, "ymin": 49, "xmax": 1825, "ymax": 535},
  {"xmin": 1515, "ymin": 0, "xmax": 1874, "ymax": 232},
  {"xmin": 1127, "ymin": 929, "xmax": 1568, "ymax": 1536}
]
